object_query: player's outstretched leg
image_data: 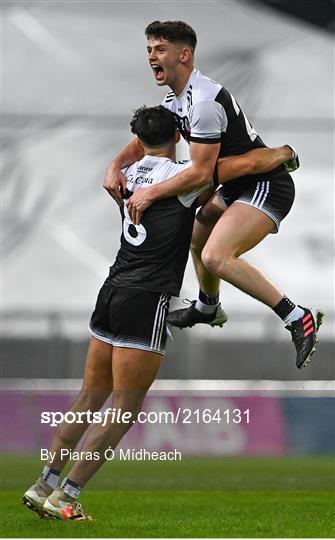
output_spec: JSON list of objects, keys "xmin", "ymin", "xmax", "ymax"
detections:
[
  {"xmin": 42, "ymin": 346, "xmax": 162, "ymax": 521},
  {"xmin": 167, "ymin": 194, "xmax": 228, "ymax": 328},
  {"xmin": 23, "ymin": 338, "xmax": 113, "ymax": 518},
  {"xmin": 200, "ymin": 201, "xmax": 323, "ymax": 368},
  {"xmin": 168, "ymin": 197, "xmax": 323, "ymax": 368}
]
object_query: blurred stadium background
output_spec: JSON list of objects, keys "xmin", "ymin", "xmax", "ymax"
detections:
[{"xmin": 2, "ymin": 0, "xmax": 334, "ymax": 460}]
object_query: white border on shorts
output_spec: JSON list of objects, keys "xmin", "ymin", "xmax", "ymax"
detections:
[
  {"xmin": 215, "ymin": 186, "xmax": 280, "ymax": 232},
  {"xmin": 88, "ymin": 326, "xmax": 165, "ymax": 355}
]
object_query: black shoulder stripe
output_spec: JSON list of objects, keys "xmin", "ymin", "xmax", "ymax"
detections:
[{"xmin": 189, "ymin": 136, "xmax": 221, "ymax": 144}]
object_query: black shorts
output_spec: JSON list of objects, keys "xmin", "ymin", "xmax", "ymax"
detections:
[
  {"xmin": 89, "ymin": 285, "xmax": 170, "ymax": 355},
  {"xmin": 216, "ymin": 171, "xmax": 295, "ymax": 233}
]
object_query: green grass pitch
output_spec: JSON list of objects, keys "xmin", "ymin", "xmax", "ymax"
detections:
[{"xmin": 1, "ymin": 455, "xmax": 334, "ymax": 537}]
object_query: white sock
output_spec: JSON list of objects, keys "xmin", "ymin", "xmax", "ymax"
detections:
[
  {"xmin": 60, "ymin": 477, "xmax": 82, "ymax": 499},
  {"xmin": 284, "ymin": 305, "xmax": 305, "ymax": 325},
  {"xmin": 41, "ymin": 466, "xmax": 60, "ymax": 490},
  {"xmin": 195, "ymin": 299, "xmax": 218, "ymax": 315}
]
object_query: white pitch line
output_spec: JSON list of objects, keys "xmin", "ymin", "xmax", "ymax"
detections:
[
  {"xmin": 8, "ymin": 6, "xmax": 78, "ymax": 64},
  {"xmin": 52, "ymin": 222, "xmax": 110, "ymax": 280}
]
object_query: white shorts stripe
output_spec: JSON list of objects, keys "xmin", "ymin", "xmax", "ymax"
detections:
[
  {"xmin": 155, "ymin": 295, "xmax": 169, "ymax": 350},
  {"xmin": 250, "ymin": 182, "xmax": 260, "ymax": 205},
  {"xmin": 150, "ymin": 295, "xmax": 163, "ymax": 349},
  {"xmin": 151, "ymin": 293, "xmax": 169, "ymax": 350},
  {"xmin": 253, "ymin": 181, "xmax": 266, "ymax": 207},
  {"xmin": 258, "ymin": 181, "xmax": 270, "ymax": 209},
  {"xmin": 152, "ymin": 297, "xmax": 163, "ymax": 350}
]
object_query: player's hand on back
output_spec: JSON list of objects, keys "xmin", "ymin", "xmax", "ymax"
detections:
[
  {"xmin": 103, "ymin": 162, "xmax": 127, "ymax": 206},
  {"xmin": 127, "ymin": 188, "xmax": 155, "ymax": 225}
]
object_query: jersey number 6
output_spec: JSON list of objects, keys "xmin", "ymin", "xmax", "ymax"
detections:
[{"xmin": 123, "ymin": 204, "xmax": 147, "ymax": 246}]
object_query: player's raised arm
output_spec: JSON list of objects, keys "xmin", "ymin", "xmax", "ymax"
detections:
[
  {"xmin": 217, "ymin": 145, "xmax": 298, "ymax": 184},
  {"xmin": 103, "ymin": 138, "xmax": 144, "ymax": 205},
  {"xmin": 127, "ymin": 140, "xmax": 220, "ymax": 225}
]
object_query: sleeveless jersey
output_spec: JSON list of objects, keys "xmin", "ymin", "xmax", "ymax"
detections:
[
  {"xmin": 107, "ymin": 155, "xmax": 205, "ymax": 296},
  {"xmin": 162, "ymin": 68, "xmax": 285, "ymax": 195}
]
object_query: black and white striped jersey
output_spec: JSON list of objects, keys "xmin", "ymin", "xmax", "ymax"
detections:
[
  {"xmin": 161, "ymin": 68, "xmax": 286, "ymax": 195},
  {"xmin": 107, "ymin": 155, "xmax": 205, "ymax": 296},
  {"xmin": 162, "ymin": 68, "xmax": 266, "ymax": 154}
]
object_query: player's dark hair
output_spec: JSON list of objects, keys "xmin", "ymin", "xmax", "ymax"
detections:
[
  {"xmin": 130, "ymin": 105, "xmax": 177, "ymax": 147},
  {"xmin": 145, "ymin": 20, "xmax": 197, "ymax": 51}
]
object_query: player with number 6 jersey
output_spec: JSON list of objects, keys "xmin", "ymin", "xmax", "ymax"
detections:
[
  {"xmin": 89, "ymin": 154, "xmax": 198, "ymax": 355},
  {"xmin": 106, "ymin": 157, "xmax": 196, "ymax": 297}
]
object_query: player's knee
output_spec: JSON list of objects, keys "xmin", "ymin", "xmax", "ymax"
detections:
[
  {"xmin": 201, "ymin": 247, "xmax": 234, "ymax": 277},
  {"xmin": 201, "ymin": 246, "xmax": 219, "ymax": 274},
  {"xmin": 112, "ymin": 393, "xmax": 144, "ymax": 422},
  {"xmin": 76, "ymin": 389, "xmax": 108, "ymax": 412},
  {"xmin": 117, "ymin": 402, "xmax": 142, "ymax": 424},
  {"xmin": 107, "ymin": 401, "xmax": 142, "ymax": 439}
]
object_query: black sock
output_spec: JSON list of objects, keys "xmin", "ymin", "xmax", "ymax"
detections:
[
  {"xmin": 272, "ymin": 295, "xmax": 296, "ymax": 321},
  {"xmin": 198, "ymin": 289, "xmax": 219, "ymax": 305}
]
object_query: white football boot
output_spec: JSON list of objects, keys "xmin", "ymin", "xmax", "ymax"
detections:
[
  {"xmin": 43, "ymin": 488, "xmax": 92, "ymax": 521},
  {"xmin": 22, "ymin": 477, "xmax": 53, "ymax": 518}
]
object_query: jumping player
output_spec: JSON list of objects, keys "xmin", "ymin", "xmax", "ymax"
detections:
[
  {"xmin": 104, "ymin": 21, "xmax": 323, "ymax": 368},
  {"xmin": 23, "ymin": 106, "xmax": 294, "ymax": 521}
]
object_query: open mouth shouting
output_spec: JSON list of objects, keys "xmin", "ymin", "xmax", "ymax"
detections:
[{"xmin": 151, "ymin": 64, "xmax": 165, "ymax": 82}]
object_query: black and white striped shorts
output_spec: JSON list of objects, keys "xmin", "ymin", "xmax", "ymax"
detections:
[
  {"xmin": 215, "ymin": 171, "xmax": 295, "ymax": 233},
  {"xmin": 89, "ymin": 285, "xmax": 170, "ymax": 355}
]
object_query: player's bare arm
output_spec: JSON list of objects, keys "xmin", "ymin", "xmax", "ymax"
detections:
[
  {"xmin": 128, "ymin": 141, "xmax": 220, "ymax": 225},
  {"xmin": 104, "ymin": 138, "xmax": 144, "ymax": 205},
  {"xmin": 196, "ymin": 145, "xmax": 294, "ymax": 207},
  {"xmin": 127, "ymin": 142, "xmax": 295, "ymax": 224},
  {"xmin": 217, "ymin": 145, "xmax": 294, "ymax": 184}
]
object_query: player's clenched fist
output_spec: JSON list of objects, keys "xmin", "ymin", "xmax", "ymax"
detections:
[{"xmin": 103, "ymin": 161, "xmax": 127, "ymax": 206}]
